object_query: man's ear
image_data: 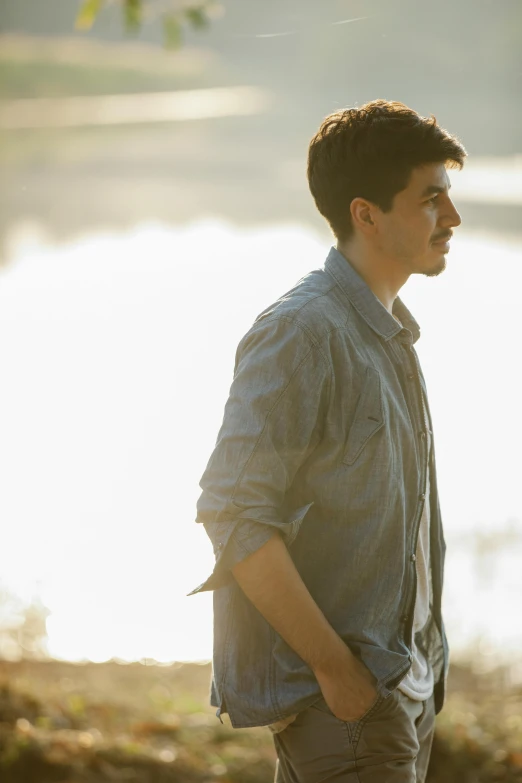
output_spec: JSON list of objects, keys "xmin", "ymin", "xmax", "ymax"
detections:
[{"xmin": 350, "ymin": 198, "xmax": 378, "ymax": 235}]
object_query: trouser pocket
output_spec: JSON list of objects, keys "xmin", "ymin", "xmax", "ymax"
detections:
[{"xmin": 310, "ymin": 692, "xmax": 387, "ymax": 728}]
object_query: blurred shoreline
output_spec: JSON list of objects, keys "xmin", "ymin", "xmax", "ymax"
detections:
[
  {"xmin": 2, "ymin": 149, "xmax": 521, "ymax": 268},
  {"xmin": 1, "ymin": 33, "xmax": 521, "ymax": 264}
]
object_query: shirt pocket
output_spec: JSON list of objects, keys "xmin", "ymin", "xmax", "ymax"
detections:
[{"xmin": 342, "ymin": 366, "xmax": 384, "ymax": 466}]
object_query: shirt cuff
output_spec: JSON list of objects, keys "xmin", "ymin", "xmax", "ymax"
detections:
[{"xmin": 187, "ymin": 503, "xmax": 313, "ymax": 596}]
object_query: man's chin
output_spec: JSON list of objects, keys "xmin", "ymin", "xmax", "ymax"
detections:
[{"xmin": 423, "ymin": 257, "xmax": 447, "ymax": 277}]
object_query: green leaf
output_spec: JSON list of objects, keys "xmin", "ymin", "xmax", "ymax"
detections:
[
  {"xmin": 124, "ymin": 0, "xmax": 143, "ymax": 32},
  {"xmin": 75, "ymin": 0, "xmax": 103, "ymax": 30},
  {"xmin": 163, "ymin": 15, "xmax": 183, "ymax": 49},
  {"xmin": 185, "ymin": 6, "xmax": 209, "ymax": 30}
]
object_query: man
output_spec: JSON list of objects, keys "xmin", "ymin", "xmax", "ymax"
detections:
[{"xmin": 189, "ymin": 100, "xmax": 466, "ymax": 782}]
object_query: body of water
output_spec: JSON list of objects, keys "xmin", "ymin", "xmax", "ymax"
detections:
[{"xmin": 0, "ymin": 219, "xmax": 521, "ymax": 667}]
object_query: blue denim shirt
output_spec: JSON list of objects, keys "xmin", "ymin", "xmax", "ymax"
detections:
[{"xmin": 190, "ymin": 247, "xmax": 447, "ymax": 728}]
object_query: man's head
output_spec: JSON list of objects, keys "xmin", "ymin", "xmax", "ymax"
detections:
[{"xmin": 307, "ymin": 100, "xmax": 466, "ymax": 277}]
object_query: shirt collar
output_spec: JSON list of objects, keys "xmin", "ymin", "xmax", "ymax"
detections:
[{"xmin": 324, "ymin": 246, "xmax": 421, "ymax": 344}]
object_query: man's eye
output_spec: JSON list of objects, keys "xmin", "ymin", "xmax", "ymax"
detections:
[{"xmin": 427, "ymin": 195, "xmax": 439, "ymax": 204}]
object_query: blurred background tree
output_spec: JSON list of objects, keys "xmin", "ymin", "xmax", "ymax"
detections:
[{"xmin": 0, "ymin": 584, "xmax": 49, "ymax": 660}]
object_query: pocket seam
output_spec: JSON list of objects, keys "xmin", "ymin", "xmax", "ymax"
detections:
[{"xmin": 342, "ymin": 367, "xmax": 384, "ymax": 466}]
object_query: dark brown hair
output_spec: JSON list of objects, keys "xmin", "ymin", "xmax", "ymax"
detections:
[{"xmin": 307, "ymin": 99, "xmax": 466, "ymax": 241}]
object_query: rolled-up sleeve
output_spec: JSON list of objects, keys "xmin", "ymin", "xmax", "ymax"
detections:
[{"xmin": 188, "ymin": 315, "xmax": 330, "ymax": 595}]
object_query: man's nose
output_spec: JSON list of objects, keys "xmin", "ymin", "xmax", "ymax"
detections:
[{"xmin": 444, "ymin": 198, "xmax": 462, "ymax": 228}]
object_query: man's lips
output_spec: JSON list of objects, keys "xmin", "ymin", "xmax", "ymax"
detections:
[
  {"xmin": 431, "ymin": 232, "xmax": 453, "ymax": 244},
  {"xmin": 431, "ymin": 233, "xmax": 452, "ymax": 252}
]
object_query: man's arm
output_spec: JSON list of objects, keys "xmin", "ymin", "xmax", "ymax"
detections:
[
  {"xmin": 192, "ymin": 317, "xmax": 376, "ymax": 719},
  {"xmin": 191, "ymin": 317, "xmax": 328, "ymax": 594},
  {"xmin": 232, "ymin": 533, "xmax": 378, "ymax": 722}
]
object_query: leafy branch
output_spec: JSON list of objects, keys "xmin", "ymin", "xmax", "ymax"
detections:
[{"xmin": 76, "ymin": 0, "xmax": 221, "ymax": 48}]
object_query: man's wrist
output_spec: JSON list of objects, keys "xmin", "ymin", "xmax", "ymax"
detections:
[{"xmin": 310, "ymin": 635, "xmax": 356, "ymax": 678}]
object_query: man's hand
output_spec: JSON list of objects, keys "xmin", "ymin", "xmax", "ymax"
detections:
[
  {"xmin": 314, "ymin": 647, "xmax": 379, "ymax": 722},
  {"xmin": 231, "ymin": 534, "xmax": 379, "ymax": 722}
]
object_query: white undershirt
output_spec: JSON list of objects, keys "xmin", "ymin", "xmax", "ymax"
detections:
[{"xmin": 397, "ymin": 399, "xmax": 434, "ymax": 701}]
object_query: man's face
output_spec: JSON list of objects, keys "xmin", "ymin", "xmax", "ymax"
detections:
[{"xmin": 374, "ymin": 162, "xmax": 462, "ymax": 276}]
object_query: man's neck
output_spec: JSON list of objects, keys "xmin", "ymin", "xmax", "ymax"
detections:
[{"xmin": 336, "ymin": 240, "xmax": 409, "ymax": 314}]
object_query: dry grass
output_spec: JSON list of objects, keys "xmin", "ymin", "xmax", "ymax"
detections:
[{"xmin": 1, "ymin": 659, "xmax": 522, "ymax": 782}]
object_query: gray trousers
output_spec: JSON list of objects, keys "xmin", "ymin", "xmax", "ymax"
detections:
[{"xmin": 273, "ymin": 689, "xmax": 435, "ymax": 783}]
